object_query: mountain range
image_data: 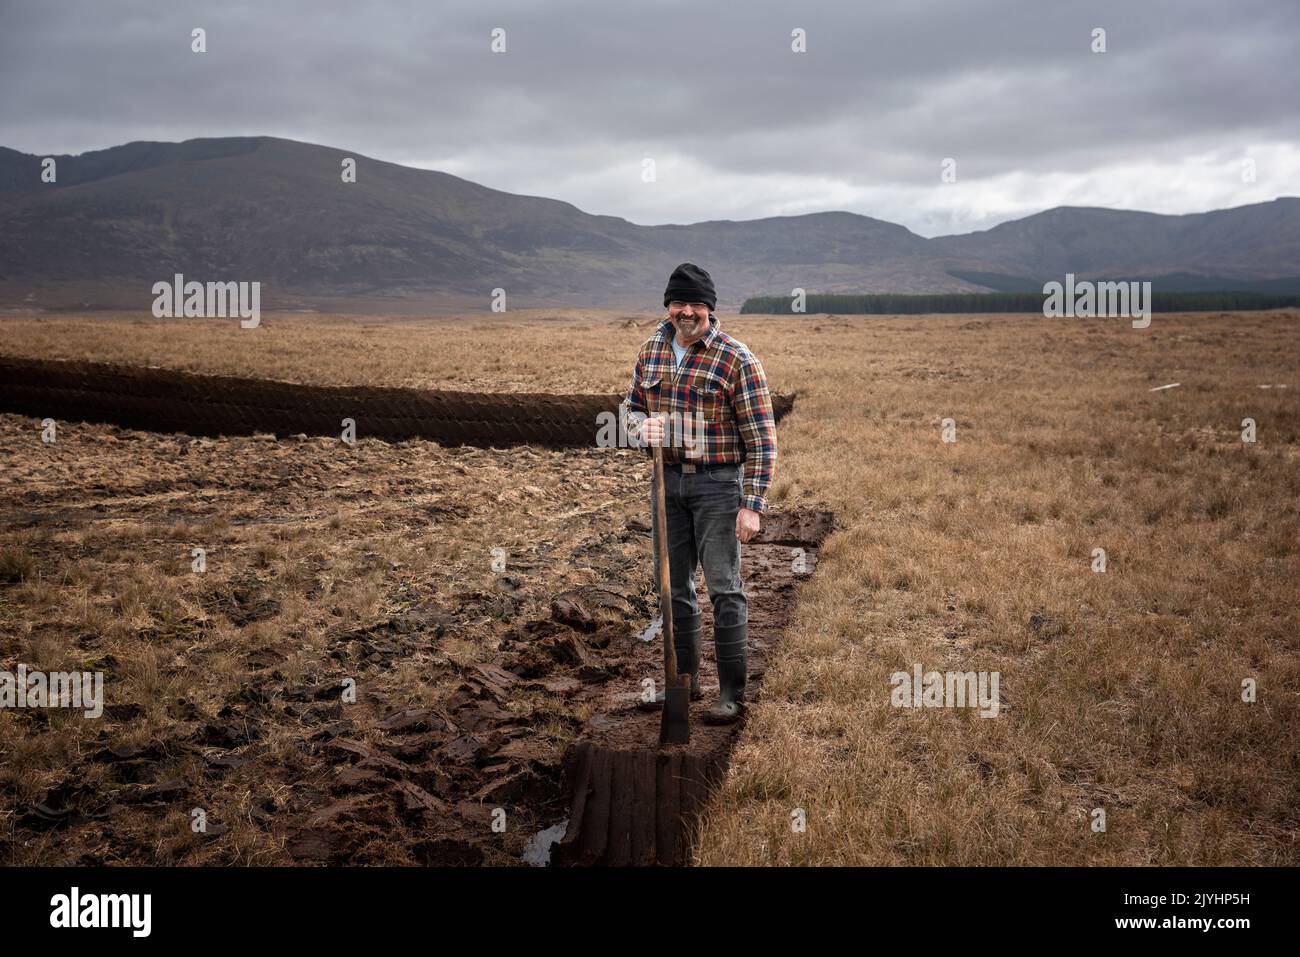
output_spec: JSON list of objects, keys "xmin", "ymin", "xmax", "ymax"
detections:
[{"xmin": 1, "ymin": 136, "xmax": 1296, "ymax": 311}]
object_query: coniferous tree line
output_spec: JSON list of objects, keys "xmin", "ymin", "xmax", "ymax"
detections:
[{"xmin": 740, "ymin": 291, "xmax": 1300, "ymax": 315}]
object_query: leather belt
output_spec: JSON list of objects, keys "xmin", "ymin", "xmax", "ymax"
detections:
[{"xmin": 664, "ymin": 461, "xmax": 741, "ymax": 474}]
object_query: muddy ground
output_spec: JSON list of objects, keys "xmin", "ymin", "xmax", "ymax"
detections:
[{"xmin": 0, "ymin": 410, "xmax": 828, "ymax": 865}]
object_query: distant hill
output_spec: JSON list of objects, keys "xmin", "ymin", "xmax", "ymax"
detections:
[
  {"xmin": 931, "ymin": 200, "xmax": 1300, "ymax": 284},
  {"xmin": 1, "ymin": 136, "xmax": 1296, "ymax": 310}
]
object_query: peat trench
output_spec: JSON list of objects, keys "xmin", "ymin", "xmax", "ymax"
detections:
[
  {"xmin": 549, "ymin": 507, "xmax": 834, "ymax": 865},
  {"xmin": 0, "ymin": 355, "xmax": 796, "ymax": 448}
]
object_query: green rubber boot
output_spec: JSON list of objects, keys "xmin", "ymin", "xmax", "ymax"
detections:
[
  {"xmin": 704, "ymin": 622, "xmax": 747, "ymax": 724},
  {"xmin": 641, "ymin": 615, "xmax": 703, "ymax": 708}
]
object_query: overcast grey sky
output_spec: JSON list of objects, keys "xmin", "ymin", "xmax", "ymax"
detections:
[{"xmin": 1, "ymin": 0, "xmax": 1296, "ymax": 236}]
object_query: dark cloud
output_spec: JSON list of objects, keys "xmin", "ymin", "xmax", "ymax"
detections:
[{"xmin": 1, "ymin": 0, "xmax": 1296, "ymax": 235}]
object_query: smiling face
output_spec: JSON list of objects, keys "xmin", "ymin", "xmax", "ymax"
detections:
[{"xmin": 668, "ymin": 300, "xmax": 712, "ymax": 344}]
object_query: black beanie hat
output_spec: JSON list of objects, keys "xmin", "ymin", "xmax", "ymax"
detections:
[{"xmin": 663, "ymin": 262, "xmax": 717, "ymax": 310}]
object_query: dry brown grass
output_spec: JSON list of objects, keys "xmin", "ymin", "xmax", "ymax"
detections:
[
  {"xmin": 0, "ymin": 412, "xmax": 651, "ymax": 864},
  {"xmin": 2, "ymin": 307, "xmax": 1297, "ymax": 865},
  {"xmin": 0, "ymin": 309, "xmax": 657, "ymax": 393},
  {"xmin": 696, "ymin": 310, "xmax": 1300, "ymax": 865}
]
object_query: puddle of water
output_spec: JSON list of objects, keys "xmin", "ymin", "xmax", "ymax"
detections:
[
  {"xmin": 522, "ymin": 820, "xmax": 569, "ymax": 866},
  {"xmin": 636, "ymin": 615, "xmax": 662, "ymax": 643}
]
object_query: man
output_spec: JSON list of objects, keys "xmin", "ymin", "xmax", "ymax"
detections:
[{"xmin": 624, "ymin": 263, "xmax": 777, "ymax": 724}]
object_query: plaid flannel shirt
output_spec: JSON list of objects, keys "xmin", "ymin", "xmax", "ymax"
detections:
[{"xmin": 623, "ymin": 313, "xmax": 778, "ymax": 514}]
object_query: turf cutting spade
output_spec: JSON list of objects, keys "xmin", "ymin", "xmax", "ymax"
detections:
[{"xmin": 651, "ymin": 416, "xmax": 691, "ymax": 745}]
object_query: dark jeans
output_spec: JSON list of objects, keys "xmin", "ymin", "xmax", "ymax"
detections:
[{"xmin": 649, "ymin": 462, "xmax": 748, "ymax": 630}]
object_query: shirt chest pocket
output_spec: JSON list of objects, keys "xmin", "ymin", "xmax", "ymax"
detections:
[
  {"xmin": 689, "ymin": 383, "xmax": 728, "ymax": 423},
  {"xmin": 641, "ymin": 375, "xmax": 668, "ymax": 411}
]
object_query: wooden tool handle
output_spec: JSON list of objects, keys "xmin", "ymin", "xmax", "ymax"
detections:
[{"xmin": 651, "ymin": 423, "xmax": 678, "ymax": 684}]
